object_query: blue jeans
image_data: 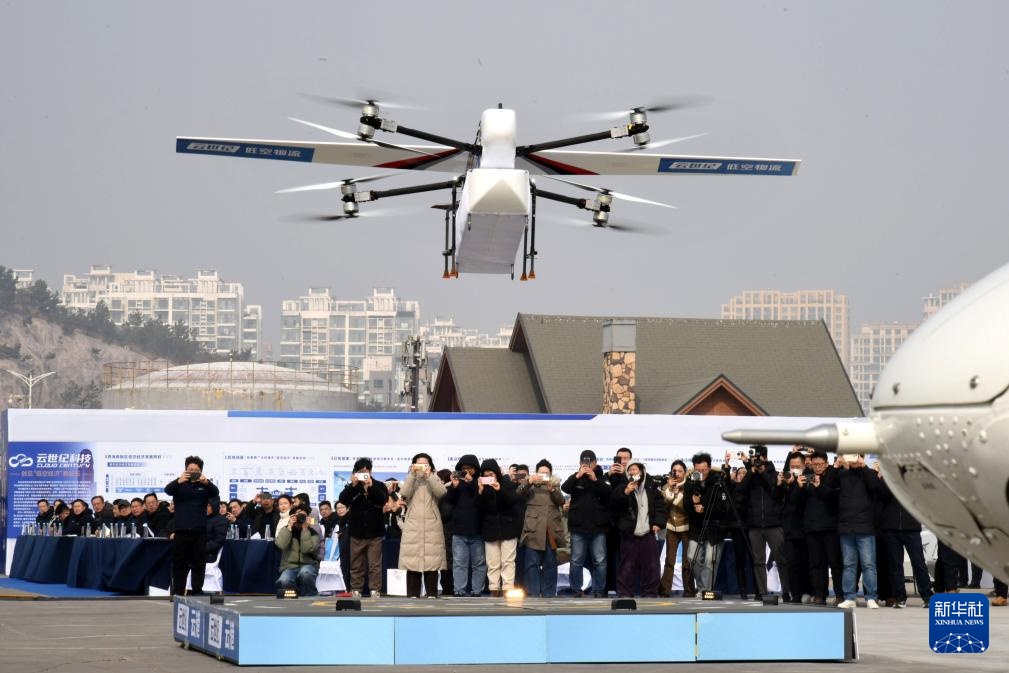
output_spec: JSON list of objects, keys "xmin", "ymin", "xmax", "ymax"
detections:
[
  {"xmin": 276, "ymin": 564, "xmax": 319, "ymax": 596},
  {"xmin": 570, "ymin": 532, "xmax": 606, "ymax": 595},
  {"xmin": 840, "ymin": 534, "xmax": 877, "ymax": 600},
  {"xmin": 452, "ymin": 535, "xmax": 486, "ymax": 596},
  {"xmin": 525, "ymin": 546, "xmax": 558, "ymax": 597}
]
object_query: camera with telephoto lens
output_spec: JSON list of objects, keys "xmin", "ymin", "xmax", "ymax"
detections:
[
  {"xmin": 689, "ymin": 471, "xmax": 703, "ymax": 483},
  {"xmin": 295, "ymin": 512, "xmax": 307, "ymax": 525},
  {"xmin": 188, "ymin": 471, "xmax": 202, "ymax": 482}
]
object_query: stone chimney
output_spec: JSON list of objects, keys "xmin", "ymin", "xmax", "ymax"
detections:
[{"xmin": 602, "ymin": 319, "xmax": 636, "ymax": 414}]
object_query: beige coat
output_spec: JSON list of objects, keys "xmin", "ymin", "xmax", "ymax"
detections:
[
  {"xmin": 518, "ymin": 480, "xmax": 565, "ymax": 551},
  {"xmin": 397, "ymin": 471, "xmax": 447, "ymax": 572}
]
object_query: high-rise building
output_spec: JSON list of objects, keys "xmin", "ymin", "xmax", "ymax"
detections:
[
  {"xmin": 848, "ymin": 322, "xmax": 918, "ymax": 413},
  {"xmin": 721, "ymin": 289, "xmax": 850, "ymax": 368},
  {"xmin": 60, "ymin": 266, "xmax": 262, "ymax": 357},
  {"xmin": 922, "ymin": 282, "xmax": 970, "ymax": 320},
  {"xmin": 279, "ymin": 287, "xmax": 421, "ymax": 408}
]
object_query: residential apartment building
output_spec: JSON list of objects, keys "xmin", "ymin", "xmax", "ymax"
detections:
[
  {"xmin": 848, "ymin": 322, "xmax": 918, "ymax": 412},
  {"xmin": 279, "ymin": 287, "xmax": 421, "ymax": 407},
  {"xmin": 61, "ymin": 266, "xmax": 262, "ymax": 357},
  {"xmin": 922, "ymin": 282, "xmax": 970, "ymax": 320},
  {"xmin": 721, "ymin": 289, "xmax": 850, "ymax": 368},
  {"xmin": 13, "ymin": 269, "xmax": 35, "ymax": 289}
]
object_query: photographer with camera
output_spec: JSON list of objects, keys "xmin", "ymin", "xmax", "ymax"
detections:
[
  {"xmin": 399, "ymin": 453, "xmax": 447, "ymax": 598},
  {"xmin": 778, "ymin": 450, "xmax": 810, "ymax": 603},
  {"xmin": 275, "ymin": 503, "xmax": 323, "ymax": 597},
  {"xmin": 518, "ymin": 459, "xmax": 565, "ymax": 597},
  {"xmin": 164, "ymin": 455, "xmax": 219, "ymax": 596},
  {"xmin": 605, "ymin": 447, "xmax": 633, "ymax": 593},
  {"xmin": 444, "ymin": 454, "xmax": 486, "ymax": 596},
  {"xmin": 835, "ymin": 454, "xmax": 880, "ymax": 609},
  {"xmin": 736, "ymin": 445, "xmax": 788, "ymax": 602},
  {"xmin": 659, "ymin": 460, "xmax": 694, "ymax": 597},
  {"xmin": 794, "ymin": 451, "xmax": 844, "ymax": 605},
  {"xmin": 683, "ymin": 453, "xmax": 731, "ymax": 593},
  {"xmin": 610, "ymin": 462, "xmax": 666, "ymax": 597},
  {"xmin": 476, "ymin": 459, "xmax": 521, "ymax": 597},
  {"xmin": 338, "ymin": 458, "xmax": 390, "ymax": 597},
  {"xmin": 248, "ymin": 492, "xmax": 281, "ymax": 539},
  {"xmin": 562, "ymin": 450, "xmax": 612, "ymax": 597}
]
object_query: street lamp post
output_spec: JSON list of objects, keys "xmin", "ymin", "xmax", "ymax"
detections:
[{"xmin": 4, "ymin": 370, "xmax": 56, "ymax": 409}]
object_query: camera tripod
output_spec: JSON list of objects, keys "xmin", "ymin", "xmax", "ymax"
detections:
[{"xmin": 688, "ymin": 473, "xmax": 759, "ymax": 595}]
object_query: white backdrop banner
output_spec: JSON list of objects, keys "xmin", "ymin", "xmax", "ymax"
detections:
[{"xmin": 1, "ymin": 409, "xmax": 852, "ymax": 572}]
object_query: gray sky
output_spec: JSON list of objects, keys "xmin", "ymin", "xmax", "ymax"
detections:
[{"xmin": 3, "ymin": 1, "xmax": 1008, "ymax": 350}]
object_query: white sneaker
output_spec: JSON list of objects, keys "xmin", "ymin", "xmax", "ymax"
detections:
[
  {"xmin": 837, "ymin": 599, "xmax": 856, "ymax": 609},
  {"xmin": 867, "ymin": 599, "xmax": 880, "ymax": 609}
]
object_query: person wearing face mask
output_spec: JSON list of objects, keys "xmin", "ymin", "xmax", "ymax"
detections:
[
  {"xmin": 659, "ymin": 460, "xmax": 694, "ymax": 597},
  {"xmin": 610, "ymin": 462, "xmax": 666, "ymax": 598},
  {"xmin": 518, "ymin": 459, "xmax": 565, "ymax": 597}
]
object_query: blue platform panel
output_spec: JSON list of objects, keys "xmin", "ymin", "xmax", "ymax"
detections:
[
  {"xmin": 240, "ymin": 616, "xmax": 395, "ymax": 665},
  {"xmin": 546, "ymin": 614, "xmax": 695, "ymax": 662},
  {"xmin": 696, "ymin": 611, "xmax": 848, "ymax": 661},
  {"xmin": 395, "ymin": 616, "xmax": 547, "ymax": 665}
]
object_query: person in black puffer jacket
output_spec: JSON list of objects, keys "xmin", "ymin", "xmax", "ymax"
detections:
[
  {"xmin": 338, "ymin": 457, "xmax": 389, "ymax": 597},
  {"xmin": 164, "ymin": 455, "xmax": 219, "ymax": 595},
  {"xmin": 877, "ymin": 470, "xmax": 932, "ymax": 607},
  {"xmin": 736, "ymin": 445, "xmax": 787, "ymax": 601},
  {"xmin": 63, "ymin": 500, "xmax": 95, "ymax": 536},
  {"xmin": 476, "ymin": 459, "xmax": 520, "ymax": 596},
  {"xmin": 794, "ymin": 452, "xmax": 844, "ymax": 604},
  {"xmin": 444, "ymin": 454, "xmax": 485, "ymax": 596},
  {"xmin": 778, "ymin": 450, "xmax": 810, "ymax": 603},
  {"xmin": 610, "ymin": 462, "xmax": 666, "ymax": 597},
  {"xmin": 562, "ymin": 449, "xmax": 612, "ymax": 597},
  {"xmin": 835, "ymin": 455, "xmax": 881, "ymax": 609}
]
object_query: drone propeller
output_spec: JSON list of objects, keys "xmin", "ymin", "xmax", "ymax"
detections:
[
  {"xmin": 542, "ymin": 176, "xmax": 676, "ymax": 209},
  {"xmin": 618, "ymin": 132, "xmax": 708, "ymax": 152},
  {"xmin": 288, "ymin": 117, "xmax": 437, "ymax": 157},
  {"xmin": 544, "ymin": 214, "xmax": 664, "ymax": 236},
  {"xmin": 276, "ymin": 174, "xmax": 391, "ymax": 194},
  {"xmin": 301, "ymin": 88, "xmax": 427, "ymax": 112},
  {"xmin": 574, "ymin": 96, "xmax": 713, "ymax": 123},
  {"xmin": 284, "ymin": 206, "xmax": 419, "ymax": 223}
]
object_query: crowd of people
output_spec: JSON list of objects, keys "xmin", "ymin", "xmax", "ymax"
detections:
[{"xmin": 31, "ymin": 448, "xmax": 1009, "ymax": 607}]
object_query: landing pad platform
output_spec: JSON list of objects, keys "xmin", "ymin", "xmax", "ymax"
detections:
[{"xmin": 172, "ymin": 595, "xmax": 856, "ymax": 666}]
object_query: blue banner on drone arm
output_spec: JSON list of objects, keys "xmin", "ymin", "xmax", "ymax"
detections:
[
  {"xmin": 657, "ymin": 158, "xmax": 798, "ymax": 175},
  {"xmin": 176, "ymin": 139, "xmax": 315, "ymax": 162}
]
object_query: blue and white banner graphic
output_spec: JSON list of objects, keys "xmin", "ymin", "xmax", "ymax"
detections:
[{"xmin": 929, "ymin": 593, "xmax": 990, "ymax": 654}]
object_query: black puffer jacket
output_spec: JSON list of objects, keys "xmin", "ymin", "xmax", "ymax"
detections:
[
  {"xmin": 476, "ymin": 459, "xmax": 520, "ymax": 542},
  {"xmin": 165, "ymin": 477, "xmax": 220, "ymax": 532},
  {"xmin": 338, "ymin": 477, "xmax": 389, "ymax": 539},
  {"xmin": 837, "ymin": 466, "xmax": 879, "ymax": 535},
  {"xmin": 877, "ymin": 478, "xmax": 922, "ymax": 532},
  {"xmin": 443, "ymin": 454, "xmax": 481, "ymax": 537},
  {"xmin": 63, "ymin": 508, "xmax": 95, "ymax": 536},
  {"xmin": 795, "ymin": 466, "xmax": 840, "ymax": 533},
  {"xmin": 562, "ymin": 466, "xmax": 612, "ymax": 535},
  {"xmin": 610, "ymin": 474, "xmax": 666, "ymax": 536},
  {"xmin": 736, "ymin": 466, "xmax": 783, "ymax": 529},
  {"xmin": 780, "ymin": 480, "xmax": 805, "ymax": 539}
]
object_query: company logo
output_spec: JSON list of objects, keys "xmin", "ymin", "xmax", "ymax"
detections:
[
  {"xmin": 929, "ymin": 593, "xmax": 989, "ymax": 653},
  {"xmin": 666, "ymin": 161, "xmax": 723, "ymax": 171},
  {"xmin": 186, "ymin": 142, "xmax": 240, "ymax": 153},
  {"xmin": 7, "ymin": 453, "xmax": 34, "ymax": 468},
  {"xmin": 175, "ymin": 603, "xmax": 190, "ymax": 637}
]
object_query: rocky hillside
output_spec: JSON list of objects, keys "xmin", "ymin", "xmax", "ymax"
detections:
[{"xmin": 0, "ymin": 311, "xmax": 158, "ymax": 409}]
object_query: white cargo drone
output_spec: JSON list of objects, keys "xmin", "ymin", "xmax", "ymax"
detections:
[{"xmin": 177, "ymin": 96, "xmax": 800, "ymax": 279}]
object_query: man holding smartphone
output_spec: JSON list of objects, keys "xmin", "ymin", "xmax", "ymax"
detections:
[
  {"xmin": 338, "ymin": 457, "xmax": 389, "ymax": 597},
  {"xmin": 164, "ymin": 455, "xmax": 219, "ymax": 596}
]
